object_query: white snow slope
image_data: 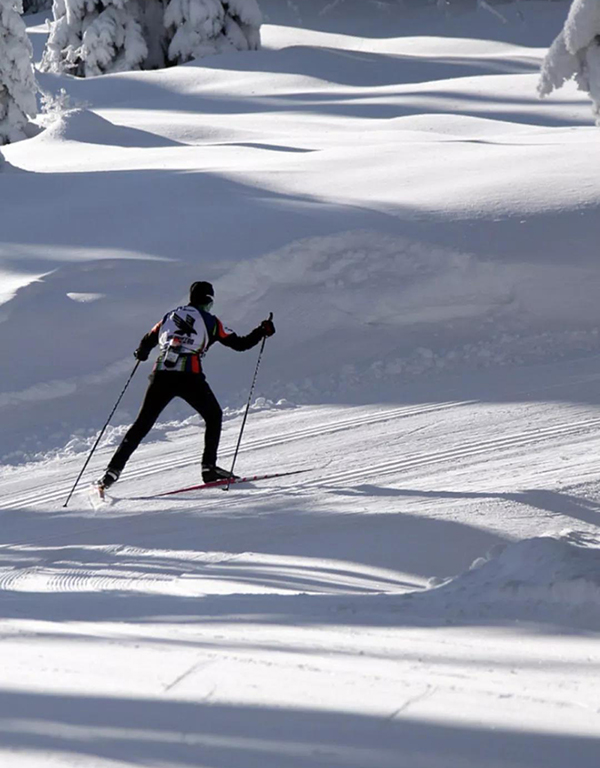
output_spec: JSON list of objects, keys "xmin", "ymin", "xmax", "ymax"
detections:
[{"xmin": 2, "ymin": 2, "xmax": 600, "ymax": 767}]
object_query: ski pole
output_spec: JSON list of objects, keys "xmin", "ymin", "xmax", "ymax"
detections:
[
  {"xmin": 226, "ymin": 313, "xmax": 273, "ymax": 491},
  {"xmin": 62, "ymin": 360, "xmax": 140, "ymax": 508}
]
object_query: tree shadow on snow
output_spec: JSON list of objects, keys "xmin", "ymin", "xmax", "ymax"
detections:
[
  {"xmin": 329, "ymin": 484, "xmax": 600, "ymax": 528},
  {"xmin": 0, "ymin": 496, "xmax": 504, "ymax": 590},
  {"xmin": 0, "ymin": 687, "xmax": 597, "ymax": 768},
  {"xmin": 0, "ymin": 490, "xmax": 507, "ymax": 627},
  {"xmin": 37, "ymin": 46, "xmax": 586, "ymax": 129},
  {"xmin": 194, "ymin": 45, "xmax": 542, "ymax": 87},
  {"xmin": 1, "ymin": 487, "xmax": 598, "ymax": 633}
]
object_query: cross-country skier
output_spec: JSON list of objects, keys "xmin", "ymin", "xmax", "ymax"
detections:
[{"xmin": 95, "ymin": 281, "xmax": 275, "ymax": 491}]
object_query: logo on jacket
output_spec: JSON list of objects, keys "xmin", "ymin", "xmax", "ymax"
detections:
[{"xmin": 172, "ymin": 313, "xmax": 197, "ymax": 337}]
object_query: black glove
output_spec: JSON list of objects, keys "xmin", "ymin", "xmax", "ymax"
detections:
[
  {"xmin": 134, "ymin": 347, "xmax": 149, "ymax": 362},
  {"xmin": 260, "ymin": 318, "xmax": 275, "ymax": 337}
]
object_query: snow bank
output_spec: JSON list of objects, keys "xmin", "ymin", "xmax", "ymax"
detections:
[
  {"xmin": 416, "ymin": 530, "xmax": 600, "ymax": 626},
  {"xmin": 219, "ymin": 229, "xmax": 600, "ymax": 401},
  {"xmin": 37, "ymin": 107, "xmax": 181, "ymax": 147},
  {"xmin": 0, "ymin": 396, "xmax": 296, "ymax": 466}
]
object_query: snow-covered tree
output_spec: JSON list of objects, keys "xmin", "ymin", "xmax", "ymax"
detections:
[
  {"xmin": 0, "ymin": 0, "xmax": 37, "ymax": 144},
  {"xmin": 538, "ymin": 0, "xmax": 600, "ymax": 122},
  {"xmin": 165, "ymin": 0, "xmax": 262, "ymax": 65},
  {"xmin": 42, "ymin": 0, "xmax": 262, "ymax": 76},
  {"xmin": 41, "ymin": 0, "xmax": 152, "ymax": 77}
]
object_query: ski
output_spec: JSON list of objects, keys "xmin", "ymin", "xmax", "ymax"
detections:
[{"xmin": 155, "ymin": 468, "xmax": 313, "ymax": 497}]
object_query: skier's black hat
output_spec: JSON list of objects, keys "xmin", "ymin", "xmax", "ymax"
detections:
[{"xmin": 189, "ymin": 281, "xmax": 214, "ymax": 307}]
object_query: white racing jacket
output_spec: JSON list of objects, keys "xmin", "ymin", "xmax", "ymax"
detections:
[{"xmin": 136, "ymin": 304, "xmax": 265, "ymax": 374}]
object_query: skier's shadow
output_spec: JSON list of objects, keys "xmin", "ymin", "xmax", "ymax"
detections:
[{"xmin": 329, "ymin": 485, "xmax": 600, "ymax": 527}]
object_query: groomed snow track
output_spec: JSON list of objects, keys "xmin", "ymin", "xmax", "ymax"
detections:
[{"xmin": 3, "ymin": 392, "xmax": 600, "ymax": 511}]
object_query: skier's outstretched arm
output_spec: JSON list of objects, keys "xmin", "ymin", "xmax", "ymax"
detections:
[{"xmin": 216, "ymin": 317, "xmax": 275, "ymax": 352}]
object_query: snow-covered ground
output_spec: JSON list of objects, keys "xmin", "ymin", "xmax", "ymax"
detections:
[{"xmin": 2, "ymin": 1, "xmax": 600, "ymax": 766}]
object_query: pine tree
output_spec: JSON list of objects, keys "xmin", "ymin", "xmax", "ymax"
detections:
[
  {"xmin": 165, "ymin": 0, "xmax": 262, "ymax": 65},
  {"xmin": 41, "ymin": 0, "xmax": 153, "ymax": 77},
  {"xmin": 0, "ymin": 0, "xmax": 37, "ymax": 144},
  {"xmin": 539, "ymin": 0, "xmax": 600, "ymax": 123},
  {"xmin": 41, "ymin": 0, "xmax": 262, "ymax": 76}
]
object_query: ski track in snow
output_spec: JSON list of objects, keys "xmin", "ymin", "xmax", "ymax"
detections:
[
  {"xmin": 0, "ymin": 398, "xmax": 472, "ymax": 509},
  {"xmin": 3, "ymin": 393, "xmax": 600, "ymax": 511}
]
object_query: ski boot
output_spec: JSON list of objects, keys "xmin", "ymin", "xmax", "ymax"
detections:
[
  {"xmin": 94, "ymin": 468, "xmax": 120, "ymax": 499},
  {"xmin": 202, "ymin": 464, "xmax": 238, "ymax": 484}
]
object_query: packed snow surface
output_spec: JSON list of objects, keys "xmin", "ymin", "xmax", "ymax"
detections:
[{"xmin": 2, "ymin": 2, "xmax": 600, "ymax": 767}]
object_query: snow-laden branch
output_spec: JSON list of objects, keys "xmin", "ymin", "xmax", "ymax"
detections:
[{"xmin": 538, "ymin": 0, "xmax": 600, "ymax": 123}]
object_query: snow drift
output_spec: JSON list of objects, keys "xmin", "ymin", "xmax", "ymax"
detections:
[{"xmin": 415, "ymin": 530, "xmax": 600, "ymax": 627}]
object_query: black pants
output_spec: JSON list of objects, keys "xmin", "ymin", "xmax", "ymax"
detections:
[{"xmin": 108, "ymin": 372, "xmax": 222, "ymax": 474}]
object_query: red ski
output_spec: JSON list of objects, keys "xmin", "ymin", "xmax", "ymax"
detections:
[{"xmin": 155, "ymin": 468, "xmax": 313, "ymax": 497}]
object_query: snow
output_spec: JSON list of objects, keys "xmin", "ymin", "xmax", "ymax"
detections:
[
  {"xmin": 3, "ymin": 381, "xmax": 600, "ymax": 766},
  {"xmin": 2, "ymin": 1, "xmax": 600, "ymax": 766},
  {"xmin": 425, "ymin": 530, "xmax": 600, "ymax": 625}
]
